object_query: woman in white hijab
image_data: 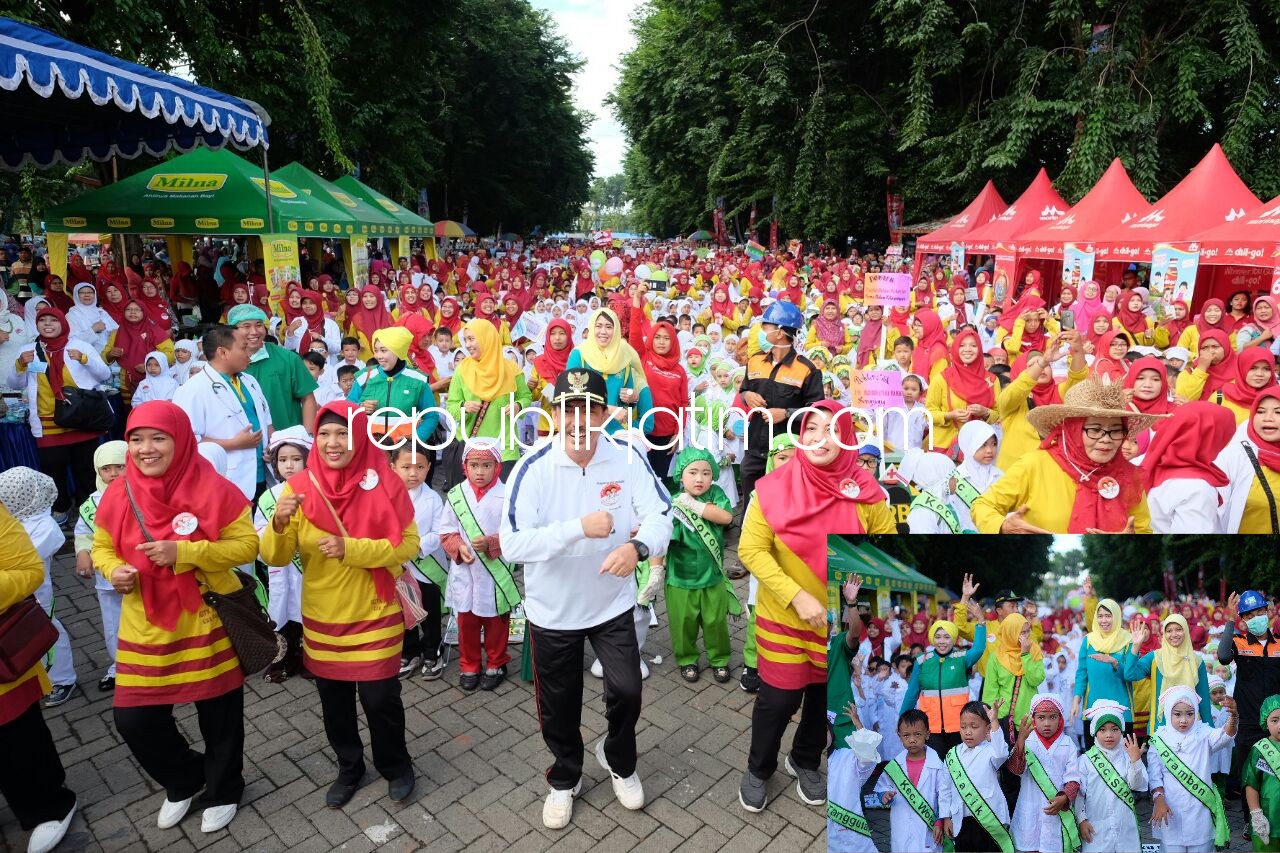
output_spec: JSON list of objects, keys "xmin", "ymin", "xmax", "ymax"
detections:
[
  {"xmin": 952, "ymin": 420, "xmax": 1004, "ymax": 532},
  {"xmin": 66, "ymin": 282, "xmax": 118, "ymax": 351},
  {"xmin": 899, "ymin": 448, "xmax": 965, "ymax": 533}
]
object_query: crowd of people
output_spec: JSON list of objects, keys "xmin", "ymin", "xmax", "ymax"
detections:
[{"xmin": 830, "ymin": 574, "xmax": 1280, "ymax": 853}]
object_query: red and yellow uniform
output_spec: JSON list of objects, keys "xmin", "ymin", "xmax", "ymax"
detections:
[{"xmin": 0, "ymin": 507, "xmax": 50, "ymax": 725}]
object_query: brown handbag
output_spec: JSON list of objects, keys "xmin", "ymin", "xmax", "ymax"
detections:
[{"xmin": 0, "ymin": 597, "xmax": 58, "ymax": 683}]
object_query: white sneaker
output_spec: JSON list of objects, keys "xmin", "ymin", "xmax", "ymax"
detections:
[
  {"xmin": 640, "ymin": 659, "xmax": 650, "ymax": 680},
  {"xmin": 200, "ymin": 804, "xmax": 237, "ymax": 833},
  {"xmin": 542, "ymin": 780, "xmax": 582, "ymax": 830},
  {"xmin": 157, "ymin": 796, "xmax": 192, "ymax": 829},
  {"xmin": 590, "ymin": 658, "xmax": 604, "ymax": 678},
  {"xmin": 595, "ymin": 739, "xmax": 645, "ymax": 810},
  {"xmin": 27, "ymin": 799, "xmax": 76, "ymax": 853}
]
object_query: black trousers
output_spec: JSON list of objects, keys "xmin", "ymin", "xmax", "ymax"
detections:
[
  {"xmin": 645, "ymin": 436, "xmax": 675, "ymax": 484},
  {"xmin": 37, "ymin": 437, "xmax": 98, "ymax": 514},
  {"xmin": 113, "ymin": 687, "xmax": 245, "ymax": 806},
  {"xmin": 953, "ymin": 813, "xmax": 1003, "ymax": 852},
  {"xmin": 402, "ymin": 581, "xmax": 443, "ymax": 660},
  {"xmin": 0, "ymin": 698, "xmax": 77, "ymax": 830},
  {"xmin": 927, "ymin": 731, "xmax": 962, "ymax": 757},
  {"xmin": 314, "ymin": 676, "xmax": 411, "ymax": 784},
  {"xmin": 748, "ymin": 680, "xmax": 825, "ymax": 778},
  {"xmin": 740, "ymin": 449, "xmax": 767, "ymax": 504},
  {"xmin": 530, "ymin": 608, "xmax": 642, "ymax": 790}
]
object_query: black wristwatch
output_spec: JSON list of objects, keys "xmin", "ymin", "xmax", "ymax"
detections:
[{"xmin": 627, "ymin": 538, "xmax": 650, "ymax": 562}]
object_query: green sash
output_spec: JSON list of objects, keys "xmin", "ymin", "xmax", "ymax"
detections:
[
  {"xmin": 1256, "ymin": 738, "xmax": 1280, "ymax": 784},
  {"xmin": 909, "ymin": 491, "xmax": 962, "ymax": 534},
  {"xmin": 1151, "ymin": 735, "xmax": 1229, "ymax": 847},
  {"xmin": 257, "ymin": 490, "xmax": 304, "ymax": 574},
  {"xmin": 827, "ymin": 800, "xmax": 872, "ymax": 838},
  {"xmin": 79, "ymin": 494, "xmax": 98, "ymax": 529},
  {"xmin": 410, "ymin": 550, "xmax": 449, "ymax": 591},
  {"xmin": 671, "ymin": 501, "xmax": 742, "ymax": 616},
  {"xmin": 1084, "ymin": 746, "xmax": 1140, "ymax": 841},
  {"xmin": 945, "ymin": 748, "xmax": 1013, "ymax": 853},
  {"xmin": 447, "ymin": 484, "xmax": 521, "ymax": 615},
  {"xmin": 1025, "ymin": 751, "xmax": 1082, "ymax": 853},
  {"xmin": 884, "ymin": 760, "xmax": 955, "ymax": 852},
  {"xmin": 952, "ymin": 475, "xmax": 981, "ymax": 508}
]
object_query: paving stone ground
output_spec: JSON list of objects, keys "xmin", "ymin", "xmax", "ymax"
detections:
[{"xmin": 1, "ymin": 532, "xmax": 825, "ymax": 853}]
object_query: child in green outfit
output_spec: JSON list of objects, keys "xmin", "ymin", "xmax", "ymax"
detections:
[
  {"xmin": 1245, "ymin": 695, "xmax": 1280, "ymax": 852},
  {"xmin": 653, "ymin": 447, "xmax": 738, "ymax": 683}
]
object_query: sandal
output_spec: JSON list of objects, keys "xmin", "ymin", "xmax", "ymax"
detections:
[
  {"xmin": 681, "ymin": 665, "xmax": 700, "ymax": 683},
  {"xmin": 712, "ymin": 666, "xmax": 731, "ymax": 683}
]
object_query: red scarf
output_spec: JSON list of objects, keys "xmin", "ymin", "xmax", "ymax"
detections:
[
  {"xmin": 474, "ymin": 295, "xmax": 503, "ymax": 331},
  {"xmin": 400, "ymin": 313, "xmax": 437, "ymax": 378},
  {"xmin": 281, "ymin": 282, "xmax": 306, "ymax": 325},
  {"xmin": 287, "ymin": 402, "xmax": 416, "ymax": 604},
  {"xmin": 1012, "ymin": 352, "xmax": 1062, "ymax": 407},
  {"xmin": 532, "ymin": 318, "xmax": 573, "ymax": 380},
  {"xmin": 1141, "ymin": 402, "xmax": 1236, "ymax": 490},
  {"xmin": 135, "ymin": 280, "xmax": 174, "ymax": 330},
  {"xmin": 1123, "ymin": 356, "xmax": 1176, "ymax": 415},
  {"xmin": 1197, "ymin": 329, "xmax": 1237, "ymax": 399},
  {"xmin": 709, "ymin": 285, "xmax": 734, "ymax": 320},
  {"xmin": 115, "ymin": 302, "xmax": 165, "ymax": 390},
  {"xmin": 1248, "ymin": 392, "xmax": 1280, "ymax": 473},
  {"xmin": 941, "ymin": 329, "xmax": 995, "ymax": 408},
  {"xmin": 1040, "ymin": 418, "xmax": 1143, "ymax": 532},
  {"xmin": 349, "ymin": 285, "xmax": 393, "ymax": 343},
  {"xmin": 1115, "ymin": 294, "xmax": 1149, "ymax": 337},
  {"xmin": 299, "ymin": 294, "xmax": 327, "ymax": 355},
  {"xmin": 33, "ymin": 307, "xmax": 71, "ymax": 398},
  {"xmin": 98, "ymin": 283, "xmax": 128, "ymax": 323},
  {"xmin": 1091, "ymin": 330, "xmax": 1129, "ymax": 384},
  {"xmin": 170, "ymin": 261, "xmax": 198, "ymax": 303},
  {"xmin": 96, "ymin": 402, "xmax": 248, "ymax": 631},
  {"xmin": 1165, "ymin": 300, "xmax": 1191, "ymax": 343},
  {"xmin": 1222, "ymin": 346, "xmax": 1278, "ymax": 408},
  {"xmin": 1194, "ymin": 298, "xmax": 1228, "ymax": 338},
  {"xmin": 909, "ymin": 309, "xmax": 948, "ymax": 377},
  {"xmin": 43, "ymin": 276, "xmax": 73, "ymax": 312},
  {"xmin": 855, "ymin": 313, "xmax": 884, "ymax": 367},
  {"xmin": 640, "ymin": 321, "xmax": 688, "ymax": 419},
  {"xmin": 437, "ymin": 297, "xmax": 462, "ymax": 334},
  {"xmin": 315, "ymin": 274, "xmax": 341, "ymax": 312},
  {"xmin": 864, "ymin": 618, "xmax": 886, "ymax": 658},
  {"xmin": 754, "ymin": 401, "xmax": 883, "ymax": 581}
]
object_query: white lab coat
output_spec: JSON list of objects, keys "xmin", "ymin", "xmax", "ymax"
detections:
[
  {"xmin": 874, "ymin": 747, "xmax": 963, "ymax": 853},
  {"xmin": 283, "ymin": 317, "xmax": 341, "ymax": 360},
  {"xmin": 172, "ymin": 363, "xmax": 272, "ymax": 499},
  {"xmin": 253, "ymin": 483, "xmax": 302, "ymax": 627},
  {"xmin": 1209, "ymin": 705, "xmax": 1232, "ymax": 775},
  {"xmin": 1215, "ymin": 423, "xmax": 1271, "ymax": 533},
  {"xmin": 1012, "ymin": 732, "xmax": 1081, "ymax": 853},
  {"xmin": 442, "ymin": 479, "xmax": 507, "ymax": 617},
  {"xmin": 828, "ymin": 748, "xmax": 880, "ymax": 852},
  {"xmin": 1147, "ymin": 721, "xmax": 1234, "ymax": 849},
  {"xmin": 406, "ymin": 483, "xmax": 448, "ymax": 586},
  {"xmin": 949, "ymin": 729, "xmax": 1011, "ymax": 826},
  {"xmin": 1076, "ymin": 744, "xmax": 1148, "ymax": 853},
  {"xmin": 1149, "ymin": 478, "xmax": 1223, "ymax": 533}
]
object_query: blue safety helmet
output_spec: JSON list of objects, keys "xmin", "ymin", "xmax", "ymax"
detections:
[
  {"xmin": 1239, "ymin": 589, "xmax": 1268, "ymax": 616},
  {"xmin": 761, "ymin": 301, "xmax": 804, "ymax": 333}
]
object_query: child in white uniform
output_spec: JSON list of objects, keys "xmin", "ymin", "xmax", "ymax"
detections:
[
  {"xmin": 253, "ymin": 427, "xmax": 311, "ymax": 682},
  {"xmin": 1010, "ymin": 692, "xmax": 1081, "ymax": 853},
  {"xmin": 1148, "ymin": 684, "xmax": 1237, "ymax": 853},
  {"xmin": 131, "ymin": 350, "xmax": 178, "ymax": 403},
  {"xmin": 874, "ymin": 709, "xmax": 962, "ymax": 852},
  {"xmin": 1077, "ymin": 699, "xmax": 1148, "ymax": 853},
  {"xmin": 73, "ymin": 442, "xmax": 128, "ymax": 692},
  {"xmin": 946, "ymin": 699, "xmax": 1012, "ymax": 853},
  {"xmin": 1207, "ymin": 675, "xmax": 1233, "ymax": 800},
  {"xmin": 391, "ymin": 442, "xmax": 449, "ymax": 680},
  {"xmin": 828, "ymin": 700, "xmax": 881, "ymax": 852}
]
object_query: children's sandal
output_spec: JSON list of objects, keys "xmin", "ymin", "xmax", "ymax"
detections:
[{"xmin": 681, "ymin": 665, "xmax": 700, "ymax": 683}]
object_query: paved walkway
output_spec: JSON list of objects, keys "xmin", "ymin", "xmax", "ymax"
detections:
[{"xmin": 2, "ymin": 537, "xmax": 825, "ymax": 853}]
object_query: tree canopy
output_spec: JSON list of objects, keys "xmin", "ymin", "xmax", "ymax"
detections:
[
  {"xmin": 3, "ymin": 0, "xmax": 593, "ymax": 234},
  {"xmin": 861, "ymin": 535, "xmax": 1054, "ymax": 601},
  {"xmin": 1080, "ymin": 535, "xmax": 1280, "ymax": 602},
  {"xmin": 611, "ymin": 0, "xmax": 1280, "ymax": 243}
]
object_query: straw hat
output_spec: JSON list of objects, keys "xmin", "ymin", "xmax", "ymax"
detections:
[{"xmin": 1025, "ymin": 379, "xmax": 1165, "ymax": 437}]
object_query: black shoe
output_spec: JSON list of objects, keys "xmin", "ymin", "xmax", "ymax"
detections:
[
  {"xmin": 740, "ymin": 667, "xmax": 760, "ymax": 693},
  {"xmin": 713, "ymin": 666, "xmax": 731, "ymax": 684},
  {"xmin": 459, "ymin": 672, "xmax": 480, "ymax": 691},
  {"xmin": 326, "ymin": 780, "xmax": 358, "ymax": 809},
  {"xmin": 44, "ymin": 683, "xmax": 76, "ymax": 708},
  {"xmin": 98, "ymin": 675, "xmax": 115, "ymax": 692},
  {"xmin": 739, "ymin": 770, "xmax": 767, "ymax": 812},
  {"xmin": 388, "ymin": 773, "xmax": 415, "ymax": 803},
  {"xmin": 681, "ymin": 665, "xmax": 700, "ymax": 683},
  {"xmin": 398, "ymin": 655, "xmax": 422, "ymax": 679},
  {"xmin": 419, "ymin": 658, "xmax": 442, "ymax": 681},
  {"xmin": 479, "ymin": 666, "xmax": 506, "ymax": 691}
]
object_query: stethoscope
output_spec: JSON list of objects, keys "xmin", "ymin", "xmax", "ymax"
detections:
[{"xmin": 203, "ymin": 364, "xmax": 257, "ymax": 424}]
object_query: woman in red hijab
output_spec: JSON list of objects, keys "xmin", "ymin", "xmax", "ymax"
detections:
[
  {"xmin": 259, "ymin": 402, "xmax": 419, "ymax": 806},
  {"xmin": 93, "ymin": 401, "xmax": 256, "ymax": 832},
  {"xmin": 1005, "ymin": 295, "xmax": 1050, "ymax": 356},
  {"xmin": 926, "ymin": 328, "xmax": 997, "ymax": 450},
  {"xmin": 417, "ymin": 282, "xmax": 438, "ymax": 319},
  {"xmin": 863, "ymin": 617, "xmax": 888, "ymax": 659},
  {"xmin": 902, "ymin": 613, "xmax": 931, "ymax": 650},
  {"xmin": 436, "ymin": 296, "xmax": 462, "ymax": 340},
  {"xmin": 219, "ymin": 282, "xmax": 252, "ymax": 323},
  {"xmin": 279, "ymin": 282, "xmax": 306, "ymax": 327},
  {"xmin": 1123, "ymin": 355, "xmax": 1176, "ymax": 417},
  {"xmin": 1163, "ymin": 299, "xmax": 1192, "ymax": 346},
  {"xmin": 296, "ymin": 292, "xmax": 336, "ymax": 357},
  {"xmin": 737, "ymin": 401, "xmax": 893, "ymax": 806},
  {"xmin": 998, "ymin": 269, "xmax": 1044, "ymax": 331},
  {"xmin": 782, "ymin": 274, "xmax": 806, "ymax": 310},
  {"xmin": 1219, "ymin": 345, "xmax": 1279, "ymax": 423},
  {"xmin": 106, "ymin": 300, "xmax": 170, "ymax": 403},
  {"xmin": 347, "ymin": 285, "xmax": 393, "ymax": 358},
  {"xmin": 635, "ymin": 320, "xmax": 689, "ymax": 476},
  {"xmin": 1174, "ymin": 328, "xmax": 1236, "ymax": 403},
  {"xmin": 909, "ymin": 308, "xmax": 949, "ymax": 380},
  {"xmin": 393, "ymin": 278, "xmax": 428, "ymax": 323},
  {"xmin": 526, "ymin": 318, "xmax": 573, "ymax": 436},
  {"xmin": 1113, "ymin": 290, "xmax": 1154, "ymax": 345},
  {"xmin": 1185, "ymin": 297, "xmax": 1229, "ymax": 355},
  {"xmin": 314, "ymin": 274, "xmax": 341, "ymax": 313},
  {"xmin": 709, "ymin": 284, "xmax": 734, "ymax": 323},
  {"xmin": 473, "ymin": 292, "xmax": 505, "ymax": 333},
  {"xmin": 96, "ymin": 259, "xmax": 128, "ymax": 293},
  {"xmin": 1089, "ymin": 330, "xmax": 1130, "ymax": 384},
  {"xmin": 68, "ymin": 253, "xmax": 94, "ymax": 286},
  {"xmin": 399, "ymin": 313, "xmax": 438, "ymax": 381}
]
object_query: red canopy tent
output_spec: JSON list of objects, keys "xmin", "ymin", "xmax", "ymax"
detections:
[
  {"xmin": 960, "ymin": 168, "xmax": 1071, "ymax": 303},
  {"xmin": 1017, "ymin": 157, "xmax": 1152, "ymax": 290},
  {"xmin": 1194, "ymin": 194, "xmax": 1280, "ymax": 300},
  {"xmin": 911, "ymin": 180, "xmax": 1006, "ymax": 282},
  {"xmin": 1092, "ymin": 144, "xmax": 1262, "ymax": 308}
]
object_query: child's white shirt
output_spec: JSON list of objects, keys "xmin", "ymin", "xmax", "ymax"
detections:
[
  {"xmin": 441, "ymin": 479, "xmax": 506, "ymax": 616},
  {"xmin": 1077, "ymin": 743, "xmax": 1148, "ymax": 853},
  {"xmin": 406, "ymin": 483, "xmax": 449, "ymax": 585},
  {"xmin": 948, "ymin": 729, "xmax": 1011, "ymax": 826},
  {"xmin": 73, "ymin": 488, "xmax": 113, "ymax": 592},
  {"xmin": 828, "ymin": 748, "xmax": 880, "ymax": 853},
  {"xmin": 1012, "ymin": 732, "xmax": 1081, "ymax": 853},
  {"xmin": 873, "ymin": 746, "xmax": 963, "ymax": 853},
  {"xmin": 1147, "ymin": 721, "xmax": 1233, "ymax": 847},
  {"xmin": 1209, "ymin": 704, "xmax": 1233, "ymax": 775}
]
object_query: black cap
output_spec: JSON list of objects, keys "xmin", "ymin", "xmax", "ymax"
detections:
[
  {"xmin": 994, "ymin": 589, "xmax": 1024, "ymax": 605},
  {"xmin": 552, "ymin": 367, "xmax": 608, "ymax": 407}
]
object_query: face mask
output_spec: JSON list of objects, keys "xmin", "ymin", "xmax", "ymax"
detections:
[
  {"xmin": 1247, "ymin": 615, "xmax": 1270, "ymax": 636},
  {"xmin": 756, "ymin": 329, "xmax": 773, "ymax": 352}
]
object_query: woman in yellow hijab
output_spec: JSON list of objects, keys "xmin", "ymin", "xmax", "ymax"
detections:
[
  {"xmin": 444, "ymin": 319, "xmax": 532, "ymax": 476},
  {"xmin": 564, "ymin": 308, "xmax": 652, "ymax": 435},
  {"xmin": 1123, "ymin": 612, "xmax": 1212, "ymax": 724},
  {"xmin": 1070, "ymin": 598, "xmax": 1136, "ymax": 746},
  {"xmin": 981, "ymin": 613, "xmax": 1046, "ymax": 738}
]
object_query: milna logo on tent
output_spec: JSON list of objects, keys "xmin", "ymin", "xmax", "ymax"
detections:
[
  {"xmin": 249, "ymin": 177, "xmax": 298, "ymax": 199},
  {"xmin": 62, "ymin": 217, "xmax": 87, "ymax": 228},
  {"xmin": 106, "ymin": 217, "xmax": 132, "ymax": 228},
  {"xmin": 146, "ymin": 173, "xmax": 227, "ymax": 192}
]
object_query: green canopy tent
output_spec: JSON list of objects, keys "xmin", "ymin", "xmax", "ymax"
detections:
[
  {"xmin": 827, "ymin": 536, "xmax": 938, "ymax": 618},
  {"xmin": 330, "ymin": 175, "xmax": 434, "ymax": 237},
  {"xmin": 45, "ymin": 146, "xmax": 358, "ymax": 237},
  {"xmin": 273, "ymin": 162, "xmax": 402, "ymax": 237}
]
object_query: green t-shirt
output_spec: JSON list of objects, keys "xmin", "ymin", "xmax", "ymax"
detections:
[
  {"xmin": 244, "ymin": 342, "xmax": 318, "ymax": 430},
  {"xmin": 666, "ymin": 485, "xmax": 732, "ymax": 589},
  {"xmin": 1243, "ymin": 739, "xmax": 1280, "ymax": 831},
  {"xmin": 829, "ymin": 632, "xmax": 856, "ymax": 745}
]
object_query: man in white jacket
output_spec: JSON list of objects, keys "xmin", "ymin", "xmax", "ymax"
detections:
[{"xmin": 502, "ymin": 367, "xmax": 673, "ymax": 831}]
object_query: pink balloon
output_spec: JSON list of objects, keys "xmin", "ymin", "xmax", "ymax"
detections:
[{"xmin": 603, "ymin": 256, "xmax": 624, "ymax": 277}]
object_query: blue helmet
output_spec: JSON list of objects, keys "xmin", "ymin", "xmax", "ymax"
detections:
[
  {"xmin": 1240, "ymin": 589, "xmax": 1268, "ymax": 616},
  {"xmin": 761, "ymin": 300, "xmax": 804, "ymax": 333}
]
